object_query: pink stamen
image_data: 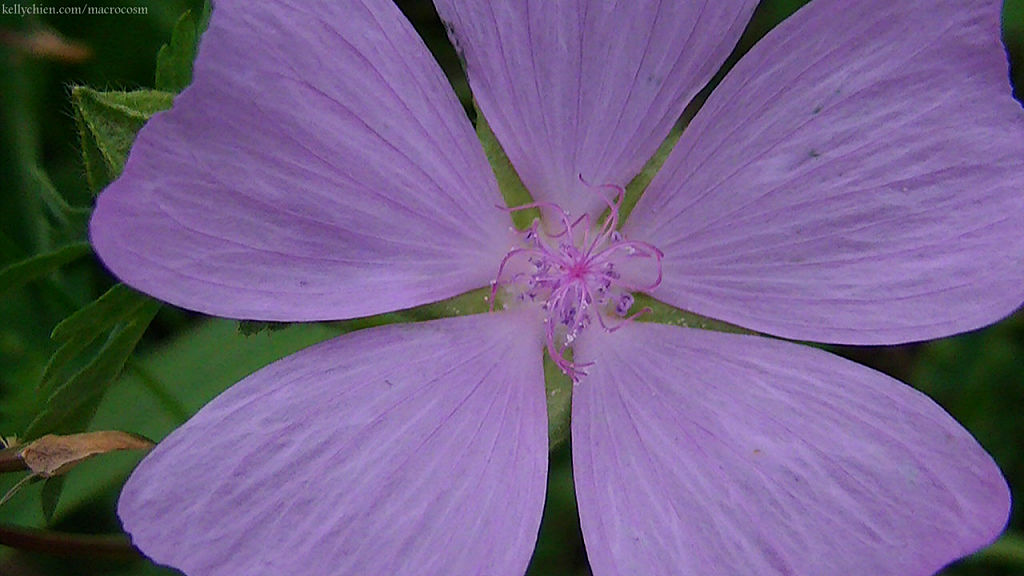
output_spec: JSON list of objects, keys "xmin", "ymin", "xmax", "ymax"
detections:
[{"xmin": 492, "ymin": 179, "xmax": 664, "ymax": 382}]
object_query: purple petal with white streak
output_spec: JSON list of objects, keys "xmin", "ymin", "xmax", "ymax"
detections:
[
  {"xmin": 91, "ymin": 0, "xmax": 511, "ymax": 321},
  {"xmin": 119, "ymin": 312, "xmax": 547, "ymax": 576},
  {"xmin": 573, "ymin": 322, "xmax": 1009, "ymax": 576},
  {"xmin": 434, "ymin": 0, "xmax": 758, "ymax": 219},
  {"xmin": 626, "ymin": 0, "xmax": 1024, "ymax": 344}
]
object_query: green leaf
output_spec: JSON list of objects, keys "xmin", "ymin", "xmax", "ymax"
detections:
[
  {"xmin": 41, "ymin": 284, "xmax": 151, "ymax": 393},
  {"xmin": 26, "ymin": 164, "xmax": 91, "ymax": 242},
  {"xmin": 155, "ymin": 1, "xmax": 211, "ymax": 93},
  {"xmin": 72, "ymin": 87, "xmax": 175, "ymax": 193},
  {"xmin": 155, "ymin": 9, "xmax": 199, "ymax": 92},
  {"xmin": 51, "ymin": 284, "xmax": 150, "ymax": 345},
  {"xmin": 474, "ymin": 103, "xmax": 537, "ymax": 229},
  {"xmin": 971, "ymin": 531, "xmax": 1024, "ymax": 567},
  {"xmin": 39, "ymin": 475, "xmax": 65, "ymax": 524},
  {"xmin": 0, "ymin": 242, "xmax": 91, "ymax": 296},
  {"xmin": 26, "ymin": 299, "xmax": 161, "ymax": 440}
]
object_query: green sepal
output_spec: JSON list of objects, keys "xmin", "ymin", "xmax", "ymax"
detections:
[
  {"xmin": 392, "ymin": 286, "xmax": 493, "ymax": 320},
  {"xmin": 72, "ymin": 87, "xmax": 175, "ymax": 193},
  {"xmin": 633, "ymin": 293, "xmax": 754, "ymax": 335},
  {"xmin": 619, "ymin": 124, "xmax": 683, "ymax": 225},
  {"xmin": 328, "ymin": 287, "xmax": 493, "ymax": 332},
  {"xmin": 544, "ymin": 355, "xmax": 573, "ymax": 453},
  {"xmin": 239, "ymin": 287, "xmax": 495, "ymax": 337},
  {"xmin": 0, "ymin": 242, "xmax": 91, "ymax": 296},
  {"xmin": 474, "ymin": 102, "xmax": 537, "ymax": 229}
]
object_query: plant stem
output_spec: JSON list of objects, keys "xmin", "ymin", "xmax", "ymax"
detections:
[
  {"xmin": 0, "ymin": 522, "xmax": 140, "ymax": 560},
  {"xmin": 0, "ymin": 448, "xmax": 27, "ymax": 473}
]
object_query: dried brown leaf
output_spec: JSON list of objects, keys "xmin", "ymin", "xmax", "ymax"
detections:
[{"xmin": 19, "ymin": 431, "xmax": 154, "ymax": 478}]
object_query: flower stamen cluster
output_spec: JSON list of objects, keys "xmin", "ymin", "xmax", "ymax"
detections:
[{"xmin": 490, "ymin": 184, "xmax": 663, "ymax": 381}]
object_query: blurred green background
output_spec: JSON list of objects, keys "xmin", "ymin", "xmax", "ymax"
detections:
[{"xmin": 1, "ymin": 1, "xmax": 1023, "ymax": 575}]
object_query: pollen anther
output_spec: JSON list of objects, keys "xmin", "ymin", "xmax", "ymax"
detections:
[{"xmin": 490, "ymin": 183, "xmax": 663, "ymax": 381}]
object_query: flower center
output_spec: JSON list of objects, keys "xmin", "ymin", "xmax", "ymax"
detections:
[{"xmin": 490, "ymin": 184, "xmax": 663, "ymax": 381}]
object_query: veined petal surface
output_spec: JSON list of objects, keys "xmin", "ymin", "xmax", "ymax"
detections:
[
  {"xmin": 572, "ymin": 323, "xmax": 1009, "ymax": 576},
  {"xmin": 119, "ymin": 313, "xmax": 547, "ymax": 576},
  {"xmin": 626, "ymin": 0, "xmax": 1024, "ymax": 344},
  {"xmin": 91, "ymin": 0, "xmax": 511, "ymax": 321},
  {"xmin": 435, "ymin": 0, "xmax": 758, "ymax": 218}
]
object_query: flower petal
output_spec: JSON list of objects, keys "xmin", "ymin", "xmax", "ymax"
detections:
[
  {"xmin": 119, "ymin": 313, "xmax": 547, "ymax": 576},
  {"xmin": 572, "ymin": 323, "xmax": 1009, "ymax": 576},
  {"xmin": 626, "ymin": 0, "xmax": 1024, "ymax": 344},
  {"xmin": 91, "ymin": 0, "xmax": 512, "ymax": 321},
  {"xmin": 434, "ymin": 0, "xmax": 757, "ymax": 218}
]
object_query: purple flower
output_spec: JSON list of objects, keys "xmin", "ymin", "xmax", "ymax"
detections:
[{"xmin": 89, "ymin": 0, "xmax": 1023, "ymax": 574}]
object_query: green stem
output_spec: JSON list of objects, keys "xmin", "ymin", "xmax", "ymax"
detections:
[
  {"xmin": 0, "ymin": 474, "xmax": 37, "ymax": 508},
  {"xmin": 0, "ymin": 522, "xmax": 140, "ymax": 560}
]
